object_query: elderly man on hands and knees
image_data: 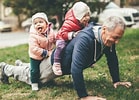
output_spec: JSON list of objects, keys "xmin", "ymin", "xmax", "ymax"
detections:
[{"xmin": 0, "ymin": 16, "xmax": 131, "ymax": 100}]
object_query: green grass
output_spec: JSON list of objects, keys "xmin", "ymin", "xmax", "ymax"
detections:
[{"xmin": 0, "ymin": 28, "xmax": 139, "ymax": 100}]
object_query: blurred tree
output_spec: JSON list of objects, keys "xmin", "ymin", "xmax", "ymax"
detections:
[
  {"xmin": 3, "ymin": 0, "xmax": 29, "ymax": 27},
  {"xmin": 3, "ymin": 0, "xmax": 76, "ymax": 28},
  {"xmin": 86, "ymin": 0, "xmax": 108, "ymax": 23},
  {"xmin": 3, "ymin": 0, "xmax": 107, "ymax": 28}
]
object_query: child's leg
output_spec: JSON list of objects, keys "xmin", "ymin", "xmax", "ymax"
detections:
[
  {"xmin": 54, "ymin": 40, "xmax": 67, "ymax": 63},
  {"xmin": 53, "ymin": 40, "xmax": 67, "ymax": 75},
  {"xmin": 30, "ymin": 58, "xmax": 41, "ymax": 91}
]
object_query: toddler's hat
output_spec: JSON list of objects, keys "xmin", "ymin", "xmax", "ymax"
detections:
[
  {"xmin": 72, "ymin": 1, "xmax": 91, "ymax": 20},
  {"xmin": 32, "ymin": 12, "xmax": 49, "ymax": 23}
]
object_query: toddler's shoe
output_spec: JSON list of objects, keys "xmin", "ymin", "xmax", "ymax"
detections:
[
  {"xmin": 52, "ymin": 63, "xmax": 62, "ymax": 76},
  {"xmin": 31, "ymin": 83, "xmax": 39, "ymax": 91}
]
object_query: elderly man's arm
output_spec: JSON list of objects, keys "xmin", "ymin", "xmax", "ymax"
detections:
[
  {"xmin": 104, "ymin": 45, "xmax": 132, "ymax": 88},
  {"xmin": 104, "ymin": 45, "xmax": 120, "ymax": 83}
]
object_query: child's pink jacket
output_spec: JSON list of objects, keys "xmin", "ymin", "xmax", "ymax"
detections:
[
  {"xmin": 56, "ymin": 9, "xmax": 82, "ymax": 41},
  {"xmin": 28, "ymin": 28, "xmax": 56, "ymax": 60}
]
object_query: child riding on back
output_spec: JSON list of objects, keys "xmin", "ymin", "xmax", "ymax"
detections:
[{"xmin": 52, "ymin": 1, "xmax": 91, "ymax": 76}]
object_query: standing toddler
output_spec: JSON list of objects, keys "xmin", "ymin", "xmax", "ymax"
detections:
[{"xmin": 28, "ymin": 12, "xmax": 55, "ymax": 91}]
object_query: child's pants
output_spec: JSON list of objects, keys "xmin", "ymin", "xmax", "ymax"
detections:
[{"xmin": 54, "ymin": 40, "xmax": 67, "ymax": 63}]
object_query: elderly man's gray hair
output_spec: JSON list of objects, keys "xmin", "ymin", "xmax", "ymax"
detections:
[{"xmin": 103, "ymin": 16, "xmax": 125, "ymax": 31}]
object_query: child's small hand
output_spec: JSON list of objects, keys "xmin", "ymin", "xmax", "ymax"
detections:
[
  {"xmin": 48, "ymin": 50, "xmax": 52, "ymax": 56},
  {"xmin": 72, "ymin": 31, "xmax": 79, "ymax": 38},
  {"xmin": 48, "ymin": 35, "xmax": 55, "ymax": 42},
  {"xmin": 74, "ymin": 31, "xmax": 79, "ymax": 37}
]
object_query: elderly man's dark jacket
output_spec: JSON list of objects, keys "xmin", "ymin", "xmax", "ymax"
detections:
[{"xmin": 51, "ymin": 22, "xmax": 120, "ymax": 98}]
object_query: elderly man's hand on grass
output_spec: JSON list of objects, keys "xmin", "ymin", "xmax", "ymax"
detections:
[
  {"xmin": 113, "ymin": 82, "xmax": 132, "ymax": 88},
  {"xmin": 80, "ymin": 96, "xmax": 106, "ymax": 100}
]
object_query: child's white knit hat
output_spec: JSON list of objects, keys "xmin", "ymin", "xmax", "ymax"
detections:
[
  {"xmin": 72, "ymin": 1, "xmax": 91, "ymax": 20},
  {"xmin": 32, "ymin": 12, "xmax": 49, "ymax": 23}
]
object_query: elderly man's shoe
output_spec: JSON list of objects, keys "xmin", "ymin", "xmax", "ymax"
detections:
[{"xmin": 0, "ymin": 62, "xmax": 9, "ymax": 84}]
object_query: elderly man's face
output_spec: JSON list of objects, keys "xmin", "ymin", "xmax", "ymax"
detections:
[{"xmin": 102, "ymin": 26, "xmax": 124, "ymax": 47}]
